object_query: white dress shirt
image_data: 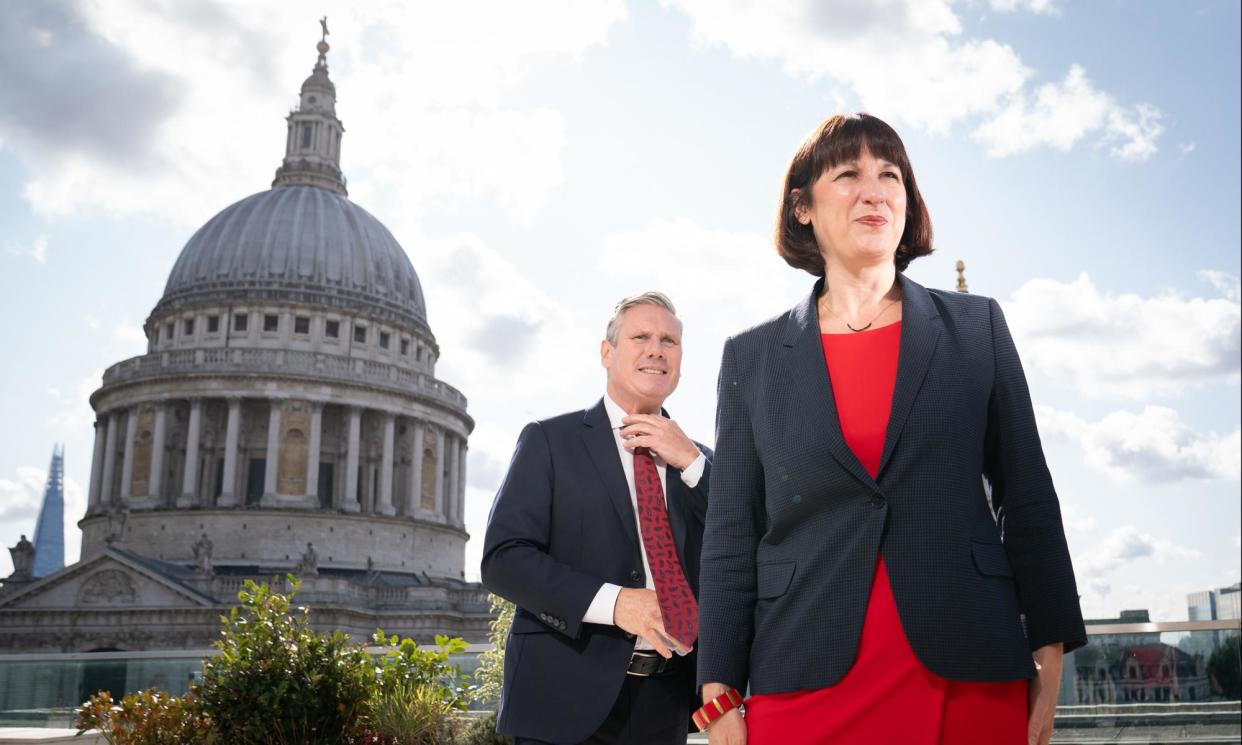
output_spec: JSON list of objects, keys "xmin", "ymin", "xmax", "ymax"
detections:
[{"xmin": 581, "ymin": 394, "xmax": 706, "ymax": 645}]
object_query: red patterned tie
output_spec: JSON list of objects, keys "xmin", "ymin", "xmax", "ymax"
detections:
[{"xmin": 633, "ymin": 446, "xmax": 698, "ymax": 646}]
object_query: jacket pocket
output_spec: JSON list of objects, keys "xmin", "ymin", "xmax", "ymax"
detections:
[
  {"xmin": 756, "ymin": 560, "xmax": 796, "ymax": 599},
  {"xmin": 971, "ymin": 541, "xmax": 1014, "ymax": 577}
]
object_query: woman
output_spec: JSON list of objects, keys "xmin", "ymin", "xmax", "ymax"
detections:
[{"xmin": 694, "ymin": 113, "xmax": 1086, "ymax": 745}]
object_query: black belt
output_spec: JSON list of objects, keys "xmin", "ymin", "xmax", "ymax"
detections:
[{"xmin": 626, "ymin": 650, "xmax": 678, "ymax": 677}]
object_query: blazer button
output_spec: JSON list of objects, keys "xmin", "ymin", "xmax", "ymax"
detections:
[
  {"xmin": 629, "ymin": 570, "xmax": 642, "ymax": 583},
  {"xmin": 870, "ymin": 495, "xmax": 886, "ymax": 509},
  {"xmin": 625, "ymin": 632, "xmax": 636, "ymax": 640}
]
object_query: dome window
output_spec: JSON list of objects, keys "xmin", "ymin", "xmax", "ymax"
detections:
[
  {"xmin": 400, "ymin": 338, "xmax": 410, "ymax": 356},
  {"xmin": 183, "ymin": 318, "xmax": 195, "ymax": 336},
  {"xmin": 233, "ymin": 313, "xmax": 249, "ymax": 332},
  {"xmin": 379, "ymin": 331, "xmax": 390, "ymax": 349},
  {"xmin": 207, "ymin": 315, "xmax": 220, "ymax": 334},
  {"xmin": 166, "ymin": 322, "xmax": 174, "ymax": 341},
  {"xmin": 354, "ymin": 324, "xmax": 367, "ymax": 344},
  {"xmin": 325, "ymin": 319, "xmax": 340, "ymax": 338},
  {"xmin": 294, "ymin": 316, "xmax": 311, "ymax": 335},
  {"xmin": 264, "ymin": 314, "xmax": 279, "ymax": 332},
  {"xmin": 301, "ymin": 123, "xmax": 312, "ymax": 149}
]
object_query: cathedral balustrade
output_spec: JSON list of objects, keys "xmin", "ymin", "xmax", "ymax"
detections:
[{"xmin": 100, "ymin": 348, "xmax": 467, "ymax": 408}]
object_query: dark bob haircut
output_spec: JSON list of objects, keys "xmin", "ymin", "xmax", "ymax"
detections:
[{"xmin": 775, "ymin": 113, "xmax": 933, "ymax": 275}]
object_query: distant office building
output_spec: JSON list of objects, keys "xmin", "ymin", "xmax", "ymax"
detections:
[
  {"xmin": 1219, "ymin": 583, "xmax": 1241, "ymax": 621},
  {"xmin": 1188, "ymin": 589, "xmax": 1218, "ymax": 621},
  {"xmin": 30, "ymin": 445, "xmax": 66, "ymax": 578}
]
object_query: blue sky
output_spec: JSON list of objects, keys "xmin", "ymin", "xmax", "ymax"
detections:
[{"xmin": 0, "ymin": 0, "xmax": 1238, "ymax": 623}]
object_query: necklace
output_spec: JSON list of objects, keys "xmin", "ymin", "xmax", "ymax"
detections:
[{"xmin": 821, "ymin": 290, "xmax": 902, "ymax": 332}]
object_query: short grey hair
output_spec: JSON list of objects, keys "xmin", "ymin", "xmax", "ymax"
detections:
[{"xmin": 605, "ymin": 291, "xmax": 679, "ymax": 346}]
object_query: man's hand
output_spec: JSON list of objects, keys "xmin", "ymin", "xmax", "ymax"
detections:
[
  {"xmin": 702, "ymin": 682, "xmax": 746, "ymax": 745},
  {"xmin": 1027, "ymin": 643, "xmax": 1063, "ymax": 745},
  {"xmin": 620, "ymin": 414, "xmax": 701, "ymax": 470},
  {"xmin": 613, "ymin": 587, "xmax": 689, "ymax": 658}
]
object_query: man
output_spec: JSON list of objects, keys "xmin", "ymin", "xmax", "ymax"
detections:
[{"xmin": 481, "ymin": 292, "xmax": 712, "ymax": 745}]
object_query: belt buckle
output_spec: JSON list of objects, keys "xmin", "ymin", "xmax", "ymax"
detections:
[{"xmin": 627, "ymin": 650, "xmax": 662, "ymax": 678}]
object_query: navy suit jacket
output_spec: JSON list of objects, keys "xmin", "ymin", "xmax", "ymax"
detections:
[
  {"xmin": 697, "ymin": 274, "xmax": 1087, "ymax": 696},
  {"xmin": 481, "ymin": 399, "xmax": 711, "ymax": 744}
]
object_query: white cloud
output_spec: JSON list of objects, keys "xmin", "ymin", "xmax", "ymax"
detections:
[
  {"xmin": 990, "ymin": 0, "xmax": 1059, "ymax": 14},
  {"xmin": 111, "ymin": 321, "xmax": 148, "ymax": 354},
  {"xmin": 1, "ymin": 1, "xmax": 626, "ymax": 225},
  {"xmin": 1178, "ymin": 141, "xmax": 1197, "ymax": 155},
  {"xmin": 47, "ymin": 370, "xmax": 103, "ymax": 440},
  {"xmin": 1199, "ymin": 270, "xmax": 1241, "ymax": 301},
  {"xmin": 1037, "ymin": 404, "xmax": 1240, "ymax": 482},
  {"xmin": 661, "ymin": 0, "xmax": 1160, "ymax": 159},
  {"xmin": 974, "ymin": 65, "xmax": 1162, "ymax": 160},
  {"xmin": 1003, "ymin": 273, "xmax": 1240, "ymax": 399},
  {"xmin": 6, "ymin": 234, "xmax": 48, "ymax": 264},
  {"xmin": 1076, "ymin": 525, "xmax": 1200, "ymax": 579}
]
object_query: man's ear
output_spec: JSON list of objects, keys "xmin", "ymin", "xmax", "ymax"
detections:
[{"xmin": 600, "ymin": 339, "xmax": 613, "ymax": 369}]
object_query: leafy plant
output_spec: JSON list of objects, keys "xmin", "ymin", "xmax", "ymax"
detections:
[
  {"xmin": 362, "ymin": 678, "xmax": 458, "ymax": 744},
  {"xmin": 370, "ymin": 631, "xmax": 473, "ymax": 711},
  {"xmin": 197, "ymin": 576, "xmax": 372, "ymax": 745},
  {"xmin": 472, "ymin": 594, "xmax": 514, "ymax": 706},
  {"xmin": 454, "ymin": 712, "xmax": 512, "ymax": 745},
  {"xmin": 75, "ymin": 688, "xmax": 215, "ymax": 745}
]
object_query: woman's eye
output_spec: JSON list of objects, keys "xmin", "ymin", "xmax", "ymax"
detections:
[{"xmin": 835, "ymin": 170, "xmax": 857, "ymax": 179}]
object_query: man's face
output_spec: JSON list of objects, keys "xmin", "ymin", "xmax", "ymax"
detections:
[{"xmin": 601, "ymin": 304, "xmax": 683, "ymax": 413}]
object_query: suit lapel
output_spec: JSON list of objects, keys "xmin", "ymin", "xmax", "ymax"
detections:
[
  {"xmin": 580, "ymin": 399, "xmax": 641, "ymax": 555},
  {"xmin": 877, "ymin": 273, "xmax": 942, "ymax": 478},
  {"xmin": 782, "ymin": 279, "xmax": 881, "ymax": 494}
]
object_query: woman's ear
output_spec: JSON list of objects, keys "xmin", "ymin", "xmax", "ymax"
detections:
[{"xmin": 791, "ymin": 189, "xmax": 810, "ymax": 225}]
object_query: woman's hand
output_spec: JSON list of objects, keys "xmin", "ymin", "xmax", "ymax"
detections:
[
  {"xmin": 708, "ymin": 710, "xmax": 746, "ymax": 745},
  {"xmin": 702, "ymin": 683, "xmax": 747, "ymax": 745},
  {"xmin": 1027, "ymin": 643, "xmax": 1063, "ymax": 745}
]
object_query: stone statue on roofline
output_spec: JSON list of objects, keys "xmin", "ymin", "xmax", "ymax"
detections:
[
  {"xmin": 8, "ymin": 535, "xmax": 35, "ymax": 580},
  {"xmin": 192, "ymin": 533, "xmax": 214, "ymax": 575}
]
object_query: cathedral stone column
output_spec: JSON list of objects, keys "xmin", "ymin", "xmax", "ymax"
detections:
[
  {"xmin": 148, "ymin": 403, "xmax": 168, "ymax": 503},
  {"xmin": 446, "ymin": 435, "xmax": 460, "ymax": 525},
  {"xmin": 378, "ymin": 412, "xmax": 396, "ymax": 515},
  {"xmin": 343, "ymin": 406, "xmax": 362, "ymax": 513},
  {"xmin": 218, "ymin": 397, "xmax": 242, "ymax": 507},
  {"xmin": 100, "ymin": 412, "xmax": 119, "ymax": 506},
  {"xmin": 88, "ymin": 418, "xmax": 106, "ymax": 511},
  {"xmin": 119, "ymin": 408, "xmax": 138, "ymax": 500},
  {"xmin": 305, "ymin": 402, "xmax": 323, "ymax": 504},
  {"xmin": 262, "ymin": 400, "xmax": 282, "ymax": 501},
  {"xmin": 407, "ymin": 420, "xmax": 423, "ymax": 515},
  {"xmin": 433, "ymin": 427, "xmax": 446, "ymax": 518},
  {"xmin": 457, "ymin": 441, "xmax": 468, "ymax": 525},
  {"xmin": 178, "ymin": 398, "xmax": 202, "ymax": 508}
]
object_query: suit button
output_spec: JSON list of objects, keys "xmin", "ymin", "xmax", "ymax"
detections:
[
  {"xmin": 870, "ymin": 496, "xmax": 886, "ymax": 509},
  {"xmin": 629, "ymin": 570, "xmax": 642, "ymax": 583},
  {"xmin": 625, "ymin": 632, "xmax": 636, "ymax": 640}
]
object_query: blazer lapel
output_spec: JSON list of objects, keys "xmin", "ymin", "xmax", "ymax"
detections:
[
  {"xmin": 877, "ymin": 273, "xmax": 942, "ymax": 478},
  {"xmin": 782, "ymin": 279, "xmax": 881, "ymax": 494},
  {"xmin": 580, "ymin": 399, "xmax": 641, "ymax": 554}
]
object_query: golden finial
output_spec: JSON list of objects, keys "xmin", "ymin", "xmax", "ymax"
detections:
[
  {"xmin": 316, "ymin": 17, "xmax": 330, "ymax": 64},
  {"xmin": 955, "ymin": 260, "xmax": 969, "ymax": 293}
]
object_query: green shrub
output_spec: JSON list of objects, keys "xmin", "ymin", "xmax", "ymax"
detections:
[
  {"xmin": 455, "ymin": 712, "xmax": 511, "ymax": 745},
  {"xmin": 362, "ymin": 678, "xmax": 458, "ymax": 744},
  {"xmin": 1209, "ymin": 634, "xmax": 1240, "ymax": 699},
  {"xmin": 75, "ymin": 688, "xmax": 215, "ymax": 745},
  {"xmin": 472, "ymin": 594, "xmax": 513, "ymax": 706},
  {"xmin": 197, "ymin": 576, "xmax": 371, "ymax": 745}
]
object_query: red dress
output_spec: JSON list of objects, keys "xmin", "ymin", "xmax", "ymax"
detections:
[{"xmin": 744, "ymin": 321, "xmax": 1028, "ymax": 745}]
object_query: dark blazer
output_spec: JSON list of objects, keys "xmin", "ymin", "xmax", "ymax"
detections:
[
  {"xmin": 481, "ymin": 399, "xmax": 712, "ymax": 744},
  {"xmin": 697, "ymin": 273, "xmax": 1086, "ymax": 696}
]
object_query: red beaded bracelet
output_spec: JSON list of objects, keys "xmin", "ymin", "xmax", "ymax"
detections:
[{"xmin": 692, "ymin": 687, "xmax": 744, "ymax": 731}]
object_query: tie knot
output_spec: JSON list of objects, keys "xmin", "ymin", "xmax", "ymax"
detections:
[{"xmin": 634, "ymin": 446, "xmax": 652, "ymax": 457}]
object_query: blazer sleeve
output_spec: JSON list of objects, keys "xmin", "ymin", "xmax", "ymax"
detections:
[
  {"xmin": 697, "ymin": 337, "xmax": 766, "ymax": 691},
  {"xmin": 683, "ymin": 443, "xmax": 713, "ymax": 525},
  {"xmin": 480, "ymin": 421, "xmax": 606, "ymax": 639},
  {"xmin": 984, "ymin": 298, "xmax": 1087, "ymax": 653}
]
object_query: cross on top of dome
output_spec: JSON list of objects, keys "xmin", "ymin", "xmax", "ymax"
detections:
[{"xmin": 272, "ymin": 19, "xmax": 346, "ymax": 195}]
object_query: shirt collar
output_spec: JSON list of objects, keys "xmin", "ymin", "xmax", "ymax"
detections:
[{"xmin": 603, "ymin": 392, "xmax": 628, "ymax": 431}]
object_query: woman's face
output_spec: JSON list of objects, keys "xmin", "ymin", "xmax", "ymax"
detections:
[{"xmin": 796, "ymin": 147, "xmax": 907, "ymax": 269}]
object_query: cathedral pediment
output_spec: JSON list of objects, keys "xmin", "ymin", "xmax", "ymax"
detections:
[{"xmin": 0, "ymin": 546, "xmax": 214, "ymax": 611}]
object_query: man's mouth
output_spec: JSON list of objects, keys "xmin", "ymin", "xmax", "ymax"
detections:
[{"xmin": 638, "ymin": 367, "xmax": 667, "ymax": 375}]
